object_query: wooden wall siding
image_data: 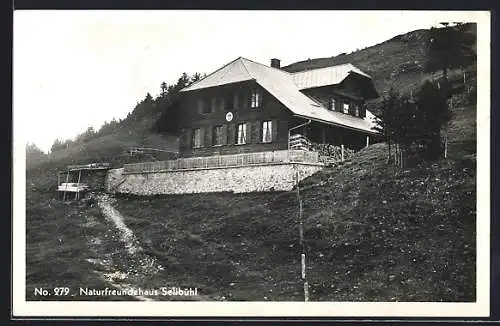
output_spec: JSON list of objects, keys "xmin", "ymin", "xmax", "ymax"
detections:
[{"xmin": 176, "ymin": 80, "xmax": 293, "ymax": 157}]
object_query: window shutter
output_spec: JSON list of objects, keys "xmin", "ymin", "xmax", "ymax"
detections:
[
  {"xmin": 272, "ymin": 119, "xmax": 278, "ymax": 141},
  {"xmin": 179, "ymin": 129, "xmax": 187, "ymax": 150},
  {"xmin": 185, "ymin": 129, "xmax": 191, "ymax": 149},
  {"xmin": 199, "ymin": 127, "xmax": 205, "ymax": 147},
  {"xmin": 253, "ymin": 121, "xmax": 261, "ymax": 143},
  {"xmin": 211, "ymin": 98, "xmax": 217, "ymax": 113},
  {"xmin": 233, "ymin": 93, "xmax": 238, "ymax": 110},
  {"xmin": 243, "ymin": 92, "xmax": 249, "ymax": 108},
  {"xmin": 221, "ymin": 125, "xmax": 228, "ymax": 145},
  {"xmin": 246, "ymin": 122, "xmax": 251, "ymax": 143},
  {"xmin": 228, "ymin": 124, "xmax": 235, "ymax": 145},
  {"xmin": 197, "ymin": 100, "xmax": 204, "ymax": 114},
  {"xmin": 260, "ymin": 91, "xmax": 264, "ymax": 107},
  {"xmin": 220, "ymin": 97, "xmax": 226, "ymax": 111},
  {"xmin": 205, "ymin": 125, "xmax": 213, "ymax": 146}
]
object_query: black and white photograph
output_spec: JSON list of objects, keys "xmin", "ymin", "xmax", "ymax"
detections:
[{"xmin": 13, "ymin": 9, "xmax": 490, "ymax": 317}]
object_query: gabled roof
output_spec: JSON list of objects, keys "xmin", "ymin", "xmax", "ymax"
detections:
[
  {"xmin": 291, "ymin": 63, "xmax": 372, "ymax": 90},
  {"xmin": 180, "ymin": 57, "xmax": 256, "ymax": 92},
  {"xmin": 179, "ymin": 57, "xmax": 379, "ymax": 134}
]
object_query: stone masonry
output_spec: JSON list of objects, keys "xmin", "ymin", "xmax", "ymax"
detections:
[{"xmin": 105, "ymin": 163, "xmax": 323, "ymax": 195}]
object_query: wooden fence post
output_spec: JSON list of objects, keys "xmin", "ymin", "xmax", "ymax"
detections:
[
  {"xmin": 295, "ymin": 172, "xmax": 309, "ymax": 302},
  {"xmin": 341, "ymin": 144, "xmax": 344, "ymax": 162}
]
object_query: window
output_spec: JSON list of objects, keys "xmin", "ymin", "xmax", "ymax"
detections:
[
  {"xmin": 237, "ymin": 123, "xmax": 247, "ymax": 144},
  {"xmin": 199, "ymin": 99, "xmax": 210, "ymax": 114},
  {"xmin": 262, "ymin": 121, "xmax": 272, "ymax": 143},
  {"xmin": 343, "ymin": 102, "xmax": 349, "ymax": 114},
  {"xmin": 192, "ymin": 128, "xmax": 202, "ymax": 148},
  {"xmin": 355, "ymin": 105, "xmax": 360, "ymax": 117},
  {"xmin": 213, "ymin": 126, "xmax": 223, "ymax": 146},
  {"xmin": 251, "ymin": 90, "xmax": 261, "ymax": 108},
  {"xmin": 329, "ymin": 98, "xmax": 336, "ymax": 111}
]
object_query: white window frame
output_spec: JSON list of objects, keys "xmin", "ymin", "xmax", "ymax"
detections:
[
  {"xmin": 262, "ymin": 120, "xmax": 272, "ymax": 143},
  {"xmin": 251, "ymin": 91, "xmax": 261, "ymax": 108},
  {"xmin": 237, "ymin": 123, "xmax": 247, "ymax": 144},
  {"xmin": 343, "ymin": 102, "xmax": 349, "ymax": 114}
]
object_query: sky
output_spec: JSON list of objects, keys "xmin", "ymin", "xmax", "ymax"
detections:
[{"xmin": 13, "ymin": 10, "xmax": 485, "ymax": 153}]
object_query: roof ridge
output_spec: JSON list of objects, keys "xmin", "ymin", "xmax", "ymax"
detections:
[
  {"xmin": 291, "ymin": 62, "xmax": 354, "ymax": 74},
  {"xmin": 239, "ymin": 57, "xmax": 252, "ymax": 78},
  {"xmin": 181, "ymin": 57, "xmax": 244, "ymax": 92},
  {"xmin": 240, "ymin": 57, "xmax": 292, "ymax": 75}
]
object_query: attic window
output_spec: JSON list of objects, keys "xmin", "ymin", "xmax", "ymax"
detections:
[
  {"xmin": 251, "ymin": 90, "xmax": 261, "ymax": 108},
  {"xmin": 343, "ymin": 103, "xmax": 349, "ymax": 114},
  {"xmin": 329, "ymin": 98, "xmax": 336, "ymax": 111}
]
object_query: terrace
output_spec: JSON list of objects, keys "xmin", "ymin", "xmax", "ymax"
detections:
[{"xmin": 123, "ymin": 149, "xmax": 323, "ymax": 174}]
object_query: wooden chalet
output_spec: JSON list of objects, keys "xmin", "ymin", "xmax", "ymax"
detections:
[{"xmin": 154, "ymin": 57, "xmax": 380, "ymax": 158}]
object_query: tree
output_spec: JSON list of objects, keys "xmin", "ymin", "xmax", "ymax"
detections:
[
  {"xmin": 160, "ymin": 81, "xmax": 168, "ymax": 97},
  {"xmin": 144, "ymin": 92, "xmax": 153, "ymax": 103},
  {"xmin": 50, "ymin": 139, "xmax": 64, "ymax": 152},
  {"xmin": 373, "ymin": 89, "xmax": 401, "ymax": 162},
  {"xmin": 190, "ymin": 72, "xmax": 203, "ymax": 84},
  {"xmin": 414, "ymin": 80, "xmax": 451, "ymax": 160},
  {"xmin": 425, "ymin": 23, "xmax": 476, "ymax": 82},
  {"xmin": 373, "ymin": 81, "xmax": 450, "ymax": 166},
  {"xmin": 26, "ymin": 142, "xmax": 47, "ymax": 162}
]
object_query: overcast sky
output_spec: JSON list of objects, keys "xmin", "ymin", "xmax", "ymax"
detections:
[{"xmin": 13, "ymin": 10, "xmax": 484, "ymax": 153}]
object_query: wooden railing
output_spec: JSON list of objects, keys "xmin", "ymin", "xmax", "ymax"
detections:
[
  {"xmin": 123, "ymin": 150, "xmax": 320, "ymax": 174},
  {"xmin": 289, "ymin": 134, "xmax": 312, "ymax": 151},
  {"xmin": 67, "ymin": 163, "xmax": 111, "ymax": 170}
]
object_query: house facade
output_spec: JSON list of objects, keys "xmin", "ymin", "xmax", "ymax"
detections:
[{"xmin": 154, "ymin": 57, "xmax": 380, "ymax": 158}]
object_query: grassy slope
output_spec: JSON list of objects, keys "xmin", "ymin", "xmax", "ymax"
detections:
[{"xmin": 28, "ymin": 117, "xmax": 178, "ymax": 172}]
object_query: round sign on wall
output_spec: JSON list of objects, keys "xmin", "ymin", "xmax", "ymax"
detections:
[{"xmin": 225, "ymin": 112, "xmax": 233, "ymax": 122}]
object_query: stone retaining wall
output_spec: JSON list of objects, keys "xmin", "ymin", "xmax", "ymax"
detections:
[{"xmin": 105, "ymin": 163, "xmax": 323, "ymax": 195}]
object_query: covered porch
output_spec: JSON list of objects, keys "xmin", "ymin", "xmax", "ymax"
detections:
[{"xmin": 288, "ymin": 118, "xmax": 378, "ymax": 151}]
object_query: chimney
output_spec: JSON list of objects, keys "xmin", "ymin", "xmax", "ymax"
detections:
[{"xmin": 270, "ymin": 58, "xmax": 281, "ymax": 69}]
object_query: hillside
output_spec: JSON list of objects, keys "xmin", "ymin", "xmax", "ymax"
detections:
[
  {"xmin": 283, "ymin": 23, "xmax": 477, "ymax": 113},
  {"xmin": 24, "ymin": 24, "xmax": 478, "ymax": 302}
]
